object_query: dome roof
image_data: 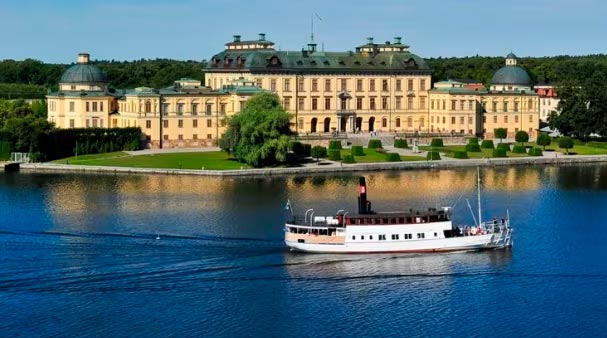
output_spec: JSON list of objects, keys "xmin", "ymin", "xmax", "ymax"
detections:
[
  {"xmin": 491, "ymin": 66, "xmax": 531, "ymax": 86},
  {"xmin": 506, "ymin": 52, "xmax": 517, "ymax": 59},
  {"xmin": 60, "ymin": 63, "xmax": 107, "ymax": 84}
]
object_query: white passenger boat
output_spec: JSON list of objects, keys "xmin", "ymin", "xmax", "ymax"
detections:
[{"xmin": 284, "ymin": 170, "xmax": 512, "ymax": 254}]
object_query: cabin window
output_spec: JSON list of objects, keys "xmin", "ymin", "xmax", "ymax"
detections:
[
  {"xmin": 417, "ymin": 233, "xmax": 425, "ymax": 239},
  {"xmin": 391, "ymin": 218, "xmax": 397, "ymax": 224},
  {"xmin": 379, "ymin": 235, "xmax": 386, "ymax": 241},
  {"xmin": 374, "ymin": 218, "xmax": 380, "ymax": 224},
  {"xmin": 406, "ymin": 217, "xmax": 413, "ymax": 223},
  {"xmin": 361, "ymin": 235, "xmax": 365, "ymax": 240},
  {"xmin": 352, "ymin": 236, "xmax": 355, "ymax": 240},
  {"xmin": 398, "ymin": 218, "xmax": 405, "ymax": 224},
  {"xmin": 434, "ymin": 232, "xmax": 438, "ymax": 237},
  {"xmin": 391, "ymin": 234, "xmax": 400, "ymax": 240},
  {"xmin": 370, "ymin": 235, "xmax": 373, "ymax": 240}
]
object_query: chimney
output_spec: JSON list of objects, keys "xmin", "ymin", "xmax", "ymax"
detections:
[
  {"xmin": 77, "ymin": 53, "xmax": 90, "ymax": 64},
  {"xmin": 394, "ymin": 36, "xmax": 402, "ymax": 44},
  {"xmin": 258, "ymin": 33, "xmax": 266, "ymax": 41},
  {"xmin": 233, "ymin": 35, "xmax": 241, "ymax": 42},
  {"xmin": 357, "ymin": 177, "xmax": 372, "ymax": 214},
  {"xmin": 367, "ymin": 37, "xmax": 374, "ymax": 44}
]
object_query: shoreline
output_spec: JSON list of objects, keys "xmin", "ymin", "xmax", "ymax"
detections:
[{"xmin": 17, "ymin": 155, "xmax": 607, "ymax": 177}]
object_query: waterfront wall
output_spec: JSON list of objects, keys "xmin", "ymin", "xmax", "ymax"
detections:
[{"xmin": 19, "ymin": 155, "xmax": 607, "ymax": 177}]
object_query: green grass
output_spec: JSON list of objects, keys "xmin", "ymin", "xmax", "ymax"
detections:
[
  {"xmin": 52, "ymin": 151, "xmax": 248, "ymax": 170},
  {"xmin": 421, "ymin": 145, "xmax": 528, "ymax": 158},
  {"xmin": 543, "ymin": 143, "xmax": 607, "ymax": 155},
  {"xmin": 339, "ymin": 148, "xmax": 425, "ymax": 162}
]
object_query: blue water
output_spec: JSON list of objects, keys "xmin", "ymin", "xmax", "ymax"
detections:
[{"xmin": 1, "ymin": 166, "xmax": 607, "ymax": 337}]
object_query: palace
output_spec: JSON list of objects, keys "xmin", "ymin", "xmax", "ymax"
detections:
[{"xmin": 47, "ymin": 34, "xmax": 540, "ymax": 147}]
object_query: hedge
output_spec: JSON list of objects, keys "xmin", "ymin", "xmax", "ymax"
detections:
[
  {"xmin": 368, "ymin": 139, "xmax": 382, "ymax": 149},
  {"xmin": 453, "ymin": 151, "xmax": 469, "ymax": 159},
  {"xmin": 289, "ymin": 142, "xmax": 312, "ymax": 156},
  {"xmin": 493, "ymin": 148, "xmax": 508, "ymax": 157},
  {"xmin": 302, "ymin": 144, "xmax": 312, "ymax": 156},
  {"xmin": 342, "ymin": 154, "xmax": 356, "ymax": 163},
  {"xmin": 328, "ymin": 140, "xmax": 343, "ymax": 150},
  {"xmin": 328, "ymin": 149, "xmax": 342, "ymax": 161},
  {"xmin": 528, "ymin": 147, "xmax": 543, "ymax": 156},
  {"xmin": 496, "ymin": 143, "xmax": 511, "ymax": 152},
  {"xmin": 394, "ymin": 139, "xmax": 408, "ymax": 148},
  {"xmin": 426, "ymin": 151, "xmax": 441, "ymax": 160},
  {"xmin": 465, "ymin": 144, "xmax": 482, "ymax": 152},
  {"xmin": 351, "ymin": 145, "xmax": 365, "ymax": 156},
  {"xmin": 512, "ymin": 145, "xmax": 527, "ymax": 154},
  {"xmin": 480, "ymin": 140, "xmax": 495, "ymax": 149},
  {"xmin": 430, "ymin": 138, "xmax": 444, "ymax": 147},
  {"xmin": 311, "ymin": 146, "xmax": 327, "ymax": 159},
  {"xmin": 467, "ymin": 138, "xmax": 479, "ymax": 145},
  {"xmin": 385, "ymin": 152, "xmax": 401, "ymax": 162}
]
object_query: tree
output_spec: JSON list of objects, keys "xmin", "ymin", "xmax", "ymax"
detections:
[
  {"xmin": 536, "ymin": 133, "xmax": 552, "ymax": 150},
  {"xmin": 558, "ymin": 137, "xmax": 574, "ymax": 155},
  {"xmin": 219, "ymin": 92, "xmax": 291, "ymax": 167},
  {"xmin": 515, "ymin": 130, "xmax": 529, "ymax": 146},
  {"xmin": 494, "ymin": 128, "xmax": 507, "ymax": 143}
]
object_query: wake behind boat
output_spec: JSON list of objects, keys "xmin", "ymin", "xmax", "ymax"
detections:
[{"xmin": 284, "ymin": 170, "xmax": 512, "ymax": 254}]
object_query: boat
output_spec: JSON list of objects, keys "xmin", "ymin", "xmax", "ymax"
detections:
[{"xmin": 284, "ymin": 170, "xmax": 513, "ymax": 254}]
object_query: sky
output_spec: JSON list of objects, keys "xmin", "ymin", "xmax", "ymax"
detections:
[{"xmin": 1, "ymin": 0, "xmax": 605, "ymax": 63}]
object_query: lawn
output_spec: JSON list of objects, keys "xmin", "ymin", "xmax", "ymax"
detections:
[
  {"xmin": 52, "ymin": 151, "xmax": 248, "ymax": 170},
  {"xmin": 543, "ymin": 143, "xmax": 607, "ymax": 155},
  {"xmin": 339, "ymin": 148, "xmax": 426, "ymax": 162},
  {"xmin": 420, "ymin": 145, "xmax": 529, "ymax": 158}
]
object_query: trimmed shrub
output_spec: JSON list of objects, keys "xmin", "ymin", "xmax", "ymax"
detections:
[
  {"xmin": 426, "ymin": 151, "xmax": 441, "ymax": 160},
  {"xmin": 481, "ymin": 140, "xmax": 495, "ymax": 149},
  {"xmin": 328, "ymin": 140, "xmax": 343, "ymax": 150},
  {"xmin": 430, "ymin": 138, "xmax": 444, "ymax": 147},
  {"xmin": 493, "ymin": 148, "xmax": 507, "ymax": 157},
  {"xmin": 342, "ymin": 154, "xmax": 356, "ymax": 163},
  {"xmin": 302, "ymin": 144, "xmax": 312, "ymax": 156},
  {"xmin": 558, "ymin": 137, "xmax": 574, "ymax": 154},
  {"xmin": 453, "ymin": 151, "xmax": 469, "ymax": 159},
  {"xmin": 528, "ymin": 147, "xmax": 543, "ymax": 156},
  {"xmin": 385, "ymin": 152, "xmax": 401, "ymax": 162},
  {"xmin": 351, "ymin": 145, "xmax": 365, "ymax": 156},
  {"xmin": 290, "ymin": 141, "xmax": 304, "ymax": 154},
  {"xmin": 465, "ymin": 143, "xmax": 482, "ymax": 152},
  {"xmin": 328, "ymin": 149, "xmax": 342, "ymax": 161},
  {"xmin": 467, "ymin": 138, "xmax": 479, "ymax": 145},
  {"xmin": 311, "ymin": 146, "xmax": 327, "ymax": 160},
  {"xmin": 496, "ymin": 143, "xmax": 511, "ymax": 152},
  {"xmin": 368, "ymin": 139, "xmax": 382, "ymax": 149},
  {"xmin": 512, "ymin": 145, "xmax": 526, "ymax": 154},
  {"xmin": 394, "ymin": 139, "xmax": 408, "ymax": 148},
  {"xmin": 536, "ymin": 133, "xmax": 552, "ymax": 149}
]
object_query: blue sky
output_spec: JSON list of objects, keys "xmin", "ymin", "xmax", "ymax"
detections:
[{"xmin": 1, "ymin": 0, "xmax": 604, "ymax": 63}]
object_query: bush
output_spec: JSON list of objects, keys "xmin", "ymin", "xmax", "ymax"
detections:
[
  {"xmin": 430, "ymin": 138, "xmax": 444, "ymax": 147},
  {"xmin": 494, "ymin": 128, "xmax": 508, "ymax": 142},
  {"xmin": 515, "ymin": 131, "xmax": 529, "ymax": 145},
  {"xmin": 481, "ymin": 140, "xmax": 495, "ymax": 149},
  {"xmin": 528, "ymin": 147, "xmax": 543, "ymax": 156},
  {"xmin": 453, "ymin": 151, "xmax": 469, "ymax": 159},
  {"xmin": 512, "ymin": 145, "xmax": 526, "ymax": 154},
  {"xmin": 394, "ymin": 139, "xmax": 408, "ymax": 148},
  {"xmin": 290, "ymin": 141, "xmax": 304, "ymax": 155},
  {"xmin": 328, "ymin": 140, "xmax": 343, "ymax": 150},
  {"xmin": 302, "ymin": 144, "xmax": 312, "ymax": 156},
  {"xmin": 311, "ymin": 146, "xmax": 327, "ymax": 160},
  {"xmin": 328, "ymin": 149, "xmax": 342, "ymax": 161},
  {"xmin": 493, "ymin": 148, "xmax": 508, "ymax": 157},
  {"xmin": 558, "ymin": 137, "xmax": 574, "ymax": 154},
  {"xmin": 351, "ymin": 145, "xmax": 365, "ymax": 156},
  {"xmin": 536, "ymin": 133, "xmax": 552, "ymax": 150},
  {"xmin": 496, "ymin": 143, "xmax": 511, "ymax": 152},
  {"xmin": 426, "ymin": 151, "xmax": 441, "ymax": 160},
  {"xmin": 465, "ymin": 144, "xmax": 482, "ymax": 152},
  {"xmin": 342, "ymin": 154, "xmax": 356, "ymax": 163},
  {"xmin": 467, "ymin": 138, "xmax": 479, "ymax": 145},
  {"xmin": 368, "ymin": 139, "xmax": 382, "ymax": 149},
  {"xmin": 385, "ymin": 152, "xmax": 401, "ymax": 162}
]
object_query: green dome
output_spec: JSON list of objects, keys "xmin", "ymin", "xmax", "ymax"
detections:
[
  {"xmin": 491, "ymin": 66, "xmax": 531, "ymax": 86},
  {"xmin": 60, "ymin": 63, "xmax": 107, "ymax": 84}
]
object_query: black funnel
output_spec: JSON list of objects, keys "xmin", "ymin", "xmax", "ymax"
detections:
[{"xmin": 358, "ymin": 177, "xmax": 369, "ymax": 214}]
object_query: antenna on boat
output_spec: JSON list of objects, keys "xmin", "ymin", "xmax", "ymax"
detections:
[{"xmin": 477, "ymin": 166, "xmax": 482, "ymax": 225}]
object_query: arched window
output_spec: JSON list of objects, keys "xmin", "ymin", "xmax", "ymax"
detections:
[
  {"xmin": 144, "ymin": 101, "xmax": 151, "ymax": 113},
  {"xmin": 395, "ymin": 117, "xmax": 401, "ymax": 128}
]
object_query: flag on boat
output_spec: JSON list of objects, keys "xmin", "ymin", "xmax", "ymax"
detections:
[{"xmin": 284, "ymin": 199, "xmax": 292, "ymax": 211}]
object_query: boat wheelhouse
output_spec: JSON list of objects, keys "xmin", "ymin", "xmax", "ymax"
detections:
[{"xmin": 285, "ymin": 175, "xmax": 512, "ymax": 254}]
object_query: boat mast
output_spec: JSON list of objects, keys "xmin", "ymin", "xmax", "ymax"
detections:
[{"xmin": 477, "ymin": 166, "xmax": 482, "ymax": 225}]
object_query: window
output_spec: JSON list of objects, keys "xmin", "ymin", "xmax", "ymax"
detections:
[
  {"xmin": 396, "ymin": 79, "xmax": 402, "ymax": 91},
  {"xmin": 207, "ymin": 134, "xmax": 212, "ymax": 139},
  {"xmin": 431, "ymin": 100, "xmax": 435, "ymax": 110},
  {"xmin": 311, "ymin": 79, "xmax": 318, "ymax": 92},
  {"xmin": 504, "ymin": 116, "xmax": 508, "ymax": 123},
  {"xmin": 451, "ymin": 100, "xmax": 456, "ymax": 110},
  {"xmin": 503, "ymin": 102, "xmax": 509, "ymax": 112},
  {"xmin": 382, "ymin": 79, "xmax": 388, "ymax": 92},
  {"xmin": 442, "ymin": 116, "xmax": 446, "ymax": 124},
  {"xmin": 493, "ymin": 116, "xmax": 497, "ymax": 123},
  {"xmin": 420, "ymin": 79, "xmax": 426, "ymax": 91},
  {"xmin": 460, "ymin": 116, "xmax": 465, "ymax": 125},
  {"xmin": 206, "ymin": 103, "xmax": 212, "ymax": 114},
  {"xmin": 420, "ymin": 97, "xmax": 426, "ymax": 110},
  {"xmin": 256, "ymin": 79, "xmax": 262, "ymax": 88},
  {"xmin": 382, "ymin": 118, "xmax": 387, "ymax": 128},
  {"xmin": 162, "ymin": 103, "xmax": 170, "ymax": 115},
  {"xmin": 178, "ymin": 119, "xmax": 183, "ymax": 128},
  {"xmin": 420, "ymin": 117, "xmax": 425, "ymax": 127},
  {"xmin": 407, "ymin": 97, "xmax": 414, "ymax": 109},
  {"xmin": 325, "ymin": 97, "xmax": 331, "ymax": 110},
  {"xmin": 352, "ymin": 236, "xmax": 356, "ymax": 240},
  {"xmin": 220, "ymin": 119, "xmax": 226, "ymax": 127},
  {"xmin": 69, "ymin": 119, "xmax": 75, "ymax": 128},
  {"xmin": 396, "ymin": 118, "xmax": 401, "ymax": 128},
  {"xmin": 192, "ymin": 103, "xmax": 198, "ymax": 115},
  {"xmin": 69, "ymin": 102, "xmax": 75, "ymax": 112},
  {"xmin": 177, "ymin": 103, "xmax": 184, "ymax": 114},
  {"xmin": 356, "ymin": 79, "xmax": 363, "ymax": 92},
  {"xmin": 163, "ymin": 135, "xmax": 169, "ymax": 140},
  {"xmin": 283, "ymin": 97, "xmax": 291, "ymax": 110},
  {"xmin": 284, "ymin": 79, "xmax": 291, "ymax": 92},
  {"xmin": 529, "ymin": 115, "xmax": 534, "ymax": 122},
  {"xmin": 370, "ymin": 98, "xmax": 376, "ymax": 110},
  {"xmin": 325, "ymin": 79, "xmax": 331, "ymax": 92},
  {"xmin": 528, "ymin": 99, "xmax": 534, "ymax": 109},
  {"xmin": 515, "ymin": 115, "xmax": 519, "ymax": 123},
  {"xmin": 270, "ymin": 79, "xmax": 277, "ymax": 92},
  {"xmin": 193, "ymin": 119, "xmax": 198, "ymax": 128},
  {"xmin": 312, "ymin": 98, "xmax": 318, "ymax": 111},
  {"xmin": 340, "ymin": 79, "xmax": 347, "ymax": 91},
  {"xmin": 220, "ymin": 103, "xmax": 226, "ymax": 114},
  {"xmin": 298, "ymin": 118, "xmax": 304, "ymax": 129},
  {"xmin": 469, "ymin": 116, "xmax": 473, "ymax": 125},
  {"xmin": 396, "ymin": 97, "xmax": 402, "ymax": 110},
  {"xmin": 297, "ymin": 77, "xmax": 304, "ymax": 91},
  {"xmin": 85, "ymin": 102, "xmax": 90, "ymax": 112},
  {"xmin": 92, "ymin": 102, "xmax": 98, "ymax": 112},
  {"xmin": 100, "ymin": 102, "xmax": 103, "ymax": 112},
  {"xmin": 207, "ymin": 119, "xmax": 212, "ymax": 128},
  {"xmin": 407, "ymin": 117, "xmax": 413, "ymax": 127},
  {"xmin": 514, "ymin": 102, "xmax": 519, "ymax": 112},
  {"xmin": 382, "ymin": 97, "xmax": 388, "ymax": 110},
  {"xmin": 146, "ymin": 120, "xmax": 151, "ymax": 129},
  {"xmin": 391, "ymin": 234, "xmax": 400, "ymax": 240},
  {"xmin": 492, "ymin": 102, "xmax": 497, "ymax": 112},
  {"xmin": 298, "ymin": 97, "xmax": 305, "ymax": 110},
  {"xmin": 163, "ymin": 120, "xmax": 169, "ymax": 128},
  {"xmin": 193, "ymin": 134, "xmax": 198, "ymax": 140},
  {"xmin": 379, "ymin": 235, "xmax": 386, "ymax": 241},
  {"xmin": 460, "ymin": 100, "xmax": 465, "ymax": 111},
  {"xmin": 451, "ymin": 117, "xmax": 456, "ymax": 124},
  {"xmin": 356, "ymin": 97, "xmax": 363, "ymax": 110},
  {"xmin": 369, "ymin": 79, "xmax": 375, "ymax": 92},
  {"xmin": 178, "ymin": 134, "xmax": 183, "ymax": 140},
  {"xmin": 417, "ymin": 233, "xmax": 425, "ymax": 239}
]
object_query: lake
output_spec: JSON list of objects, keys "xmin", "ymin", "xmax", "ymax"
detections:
[{"xmin": 1, "ymin": 165, "xmax": 607, "ymax": 337}]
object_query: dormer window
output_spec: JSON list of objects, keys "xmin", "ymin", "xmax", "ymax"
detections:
[{"xmin": 323, "ymin": 60, "xmax": 330, "ymax": 65}]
